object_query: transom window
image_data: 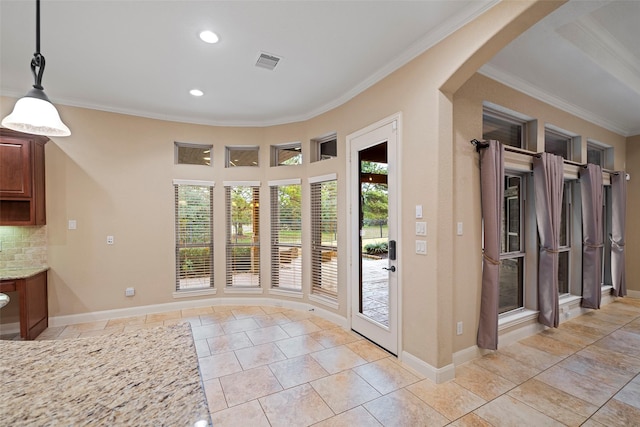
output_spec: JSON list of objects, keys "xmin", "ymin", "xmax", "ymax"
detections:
[
  {"xmin": 545, "ymin": 129, "xmax": 572, "ymax": 160},
  {"xmin": 271, "ymin": 143, "xmax": 302, "ymax": 166},
  {"xmin": 311, "ymin": 134, "xmax": 337, "ymax": 162},
  {"xmin": 226, "ymin": 146, "xmax": 259, "ymax": 167},
  {"xmin": 587, "ymin": 143, "xmax": 604, "ymax": 167},
  {"xmin": 483, "ymin": 110, "xmax": 526, "ymax": 149},
  {"xmin": 175, "ymin": 142, "xmax": 212, "ymax": 166}
]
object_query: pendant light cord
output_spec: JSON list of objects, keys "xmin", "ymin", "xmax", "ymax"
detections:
[{"xmin": 30, "ymin": 0, "xmax": 45, "ymax": 90}]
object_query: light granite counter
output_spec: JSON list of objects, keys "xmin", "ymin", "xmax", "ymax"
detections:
[
  {"xmin": 0, "ymin": 265, "xmax": 49, "ymax": 281},
  {"xmin": 0, "ymin": 323, "xmax": 211, "ymax": 426}
]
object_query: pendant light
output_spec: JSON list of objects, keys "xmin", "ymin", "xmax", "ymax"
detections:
[{"xmin": 1, "ymin": 0, "xmax": 70, "ymax": 137}]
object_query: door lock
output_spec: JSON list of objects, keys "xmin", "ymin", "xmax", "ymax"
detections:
[{"xmin": 382, "ymin": 266, "xmax": 396, "ymax": 272}]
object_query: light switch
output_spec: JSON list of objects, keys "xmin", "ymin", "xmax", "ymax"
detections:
[
  {"xmin": 415, "ymin": 221, "xmax": 427, "ymax": 236},
  {"xmin": 68, "ymin": 220, "xmax": 77, "ymax": 230},
  {"xmin": 416, "ymin": 240, "xmax": 427, "ymax": 255},
  {"xmin": 415, "ymin": 205, "xmax": 423, "ymax": 219},
  {"xmin": 457, "ymin": 222, "xmax": 463, "ymax": 236}
]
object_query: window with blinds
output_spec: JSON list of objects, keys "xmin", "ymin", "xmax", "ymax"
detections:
[
  {"xmin": 270, "ymin": 181, "xmax": 302, "ymax": 290},
  {"xmin": 174, "ymin": 181, "xmax": 214, "ymax": 291},
  {"xmin": 226, "ymin": 183, "xmax": 260, "ymax": 287},
  {"xmin": 310, "ymin": 177, "xmax": 338, "ymax": 299}
]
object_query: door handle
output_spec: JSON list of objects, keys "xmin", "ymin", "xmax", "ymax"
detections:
[{"xmin": 382, "ymin": 266, "xmax": 396, "ymax": 272}]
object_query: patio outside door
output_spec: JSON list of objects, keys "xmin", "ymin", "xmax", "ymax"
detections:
[{"xmin": 349, "ymin": 118, "xmax": 398, "ymax": 355}]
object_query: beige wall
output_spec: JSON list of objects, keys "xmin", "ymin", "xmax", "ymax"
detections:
[
  {"xmin": 626, "ymin": 135, "xmax": 640, "ymax": 294},
  {"xmin": 452, "ymin": 73, "xmax": 628, "ymax": 353},
  {"xmin": 1, "ymin": 0, "xmax": 573, "ymax": 369}
]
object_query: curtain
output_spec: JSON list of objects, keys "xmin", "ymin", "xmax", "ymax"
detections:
[
  {"xmin": 611, "ymin": 172, "xmax": 627, "ymax": 297},
  {"xmin": 477, "ymin": 140, "xmax": 504, "ymax": 350},
  {"xmin": 533, "ymin": 153, "xmax": 564, "ymax": 328},
  {"xmin": 580, "ymin": 164, "xmax": 603, "ymax": 309}
]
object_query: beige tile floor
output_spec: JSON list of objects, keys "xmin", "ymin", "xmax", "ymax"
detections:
[{"xmin": 37, "ymin": 298, "xmax": 640, "ymax": 426}]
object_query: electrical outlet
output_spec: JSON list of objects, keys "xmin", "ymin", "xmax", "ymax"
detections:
[
  {"xmin": 107, "ymin": 236, "xmax": 114, "ymax": 245},
  {"xmin": 125, "ymin": 287, "xmax": 135, "ymax": 297},
  {"xmin": 456, "ymin": 321, "xmax": 463, "ymax": 335}
]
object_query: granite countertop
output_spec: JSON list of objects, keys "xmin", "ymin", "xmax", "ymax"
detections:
[
  {"xmin": 0, "ymin": 265, "xmax": 49, "ymax": 281},
  {"xmin": 0, "ymin": 323, "xmax": 211, "ymax": 426}
]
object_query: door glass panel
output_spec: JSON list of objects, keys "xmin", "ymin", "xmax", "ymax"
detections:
[{"xmin": 359, "ymin": 141, "xmax": 389, "ymax": 327}]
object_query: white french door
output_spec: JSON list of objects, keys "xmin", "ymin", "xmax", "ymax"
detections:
[{"xmin": 348, "ymin": 116, "xmax": 399, "ymax": 355}]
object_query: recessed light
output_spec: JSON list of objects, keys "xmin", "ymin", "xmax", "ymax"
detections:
[
  {"xmin": 190, "ymin": 89, "xmax": 204, "ymax": 97},
  {"xmin": 199, "ymin": 30, "xmax": 219, "ymax": 44}
]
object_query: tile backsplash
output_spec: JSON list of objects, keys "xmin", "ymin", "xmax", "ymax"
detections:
[{"xmin": 0, "ymin": 226, "xmax": 47, "ymax": 269}]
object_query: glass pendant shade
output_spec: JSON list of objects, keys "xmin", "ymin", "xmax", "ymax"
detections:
[{"xmin": 2, "ymin": 87, "xmax": 71, "ymax": 137}]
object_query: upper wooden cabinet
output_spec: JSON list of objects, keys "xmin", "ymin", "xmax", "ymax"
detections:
[{"xmin": 0, "ymin": 129, "xmax": 48, "ymax": 225}]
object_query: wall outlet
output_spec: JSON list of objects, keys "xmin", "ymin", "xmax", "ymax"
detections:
[
  {"xmin": 456, "ymin": 321, "xmax": 463, "ymax": 335},
  {"xmin": 107, "ymin": 236, "xmax": 114, "ymax": 245},
  {"xmin": 125, "ymin": 287, "xmax": 135, "ymax": 297}
]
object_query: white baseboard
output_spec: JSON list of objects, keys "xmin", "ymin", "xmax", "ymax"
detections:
[
  {"xmin": 627, "ymin": 290, "xmax": 640, "ymax": 299},
  {"xmin": 401, "ymin": 351, "xmax": 455, "ymax": 384},
  {"xmin": 49, "ymin": 297, "xmax": 348, "ymax": 330},
  {"xmin": 453, "ymin": 345, "xmax": 490, "ymax": 367}
]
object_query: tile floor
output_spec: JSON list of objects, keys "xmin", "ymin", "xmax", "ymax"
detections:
[{"xmin": 36, "ymin": 297, "xmax": 640, "ymax": 426}]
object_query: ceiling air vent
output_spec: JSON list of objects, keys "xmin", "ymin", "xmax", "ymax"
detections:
[{"xmin": 255, "ymin": 53, "xmax": 281, "ymax": 70}]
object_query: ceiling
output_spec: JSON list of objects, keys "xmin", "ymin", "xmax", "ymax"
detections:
[{"xmin": 1, "ymin": 1, "xmax": 639, "ymax": 136}]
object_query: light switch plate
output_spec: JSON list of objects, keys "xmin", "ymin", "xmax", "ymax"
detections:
[
  {"xmin": 416, "ymin": 240, "xmax": 427, "ymax": 255},
  {"xmin": 415, "ymin": 205, "xmax": 423, "ymax": 219},
  {"xmin": 416, "ymin": 221, "xmax": 427, "ymax": 236},
  {"xmin": 457, "ymin": 222, "xmax": 463, "ymax": 236},
  {"xmin": 68, "ymin": 220, "xmax": 77, "ymax": 230}
]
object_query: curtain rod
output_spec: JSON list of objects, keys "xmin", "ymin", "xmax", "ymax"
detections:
[{"xmin": 470, "ymin": 139, "xmax": 619, "ymax": 175}]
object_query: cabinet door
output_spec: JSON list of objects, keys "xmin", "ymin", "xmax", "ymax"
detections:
[{"xmin": 0, "ymin": 138, "xmax": 32, "ymax": 198}]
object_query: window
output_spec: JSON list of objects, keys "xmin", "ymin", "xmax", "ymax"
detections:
[
  {"xmin": 175, "ymin": 142, "xmax": 212, "ymax": 166},
  {"xmin": 311, "ymin": 133, "xmax": 337, "ymax": 162},
  {"xmin": 499, "ymin": 174, "xmax": 525, "ymax": 313},
  {"xmin": 271, "ymin": 143, "xmax": 302, "ymax": 166},
  {"xmin": 558, "ymin": 182, "xmax": 572, "ymax": 294},
  {"xmin": 174, "ymin": 181, "xmax": 214, "ymax": 291},
  {"xmin": 602, "ymin": 185, "xmax": 613, "ymax": 287},
  {"xmin": 225, "ymin": 183, "xmax": 260, "ymax": 287},
  {"xmin": 270, "ymin": 180, "xmax": 302, "ymax": 290},
  {"xmin": 483, "ymin": 110, "xmax": 526, "ymax": 148},
  {"xmin": 545, "ymin": 129, "xmax": 572, "ymax": 160},
  {"xmin": 587, "ymin": 144, "xmax": 604, "ymax": 167},
  {"xmin": 226, "ymin": 146, "xmax": 259, "ymax": 167},
  {"xmin": 310, "ymin": 176, "xmax": 338, "ymax": 299}
]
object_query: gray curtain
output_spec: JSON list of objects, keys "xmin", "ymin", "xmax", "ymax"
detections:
[
  {"xmin": 580, "ymin": 164, "xmax": 604, "ymax": 309},
  {"xmin": 611, "ymin": 172, "xmax": 627, "ymax": 297},
  {"xmin": 533, "ymin": 153, "xmax": 564, "ymax": 328},
  {"xmin": 477, "ymin": 140, "xmax": 504, "ymax": 350}
]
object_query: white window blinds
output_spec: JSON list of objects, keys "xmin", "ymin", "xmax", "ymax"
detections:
[
  {"xmin": 310, "ymin": 177, "xmax": 338, "ymax": 299},
  {"xmin": 270, "ymin": 180, "xmax": 302, "ymax": 291},
  {"xmin": 174, "ymin": 181, "xmax": 214, "ymax": 291},
  {"xmin": 225, "ymin": 183, "xmax": 260, "ymax": 287}
]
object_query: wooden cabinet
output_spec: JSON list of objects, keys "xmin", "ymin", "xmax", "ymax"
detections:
[
  {"xmin": 0, "ymin": 129, "xmax": 48, "ymax": 225},
  {"xmin": 0, "ymin": 271, "xmax": 49, "ymax": 340}
]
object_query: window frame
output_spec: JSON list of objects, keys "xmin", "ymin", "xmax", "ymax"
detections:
[
  {"xmin": 174, "ymin": 180, "xmax": 215, "ymax": 292},
  {"xmin": 558, "ymin": 181, "xmax": 572, "ymax": 295},
  {"xmin": 482, "ymin": 108, "xmax": 527, "ymax": 149},
  {"xmin": 225, "ymin": 146, "xmax": 260, "ymax": 168},
  {"xmin": 174, "ymin": 142, "xmax": 213, "ymax": 166},
  {"xmin": 271, "ymin": 142, "xmax": 302, "ymax": 166},
  {"xmin": 309, "ymin": 174, "xmax": 338, "ymax": 300},
  {"xmin": 224, "ymin": 181, "xmax": 261, "ymax": 288},
  {"xmin": 544, "ymin": 129, "xmax": 573, "ymax": 161},
  {"xmin": 269, "ymin": 179, "xmax": 303, "ymax": 291},
  {"xmin": 311, "ymin": 133, "xmax": 337, "ymax": 162},
  {"xmin": 499, "ymin": 173, "xmax": 526, "ymax": 315}
]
